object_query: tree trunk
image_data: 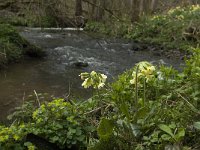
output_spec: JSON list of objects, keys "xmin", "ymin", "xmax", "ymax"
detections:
[
  {"xmin": 91, "ymin": 0, "xmax": 97, "ymax": 19},
  {"xmin": 150, "ymin": 0, "xmax": 158, "ymax": 12},
  {"xmin": 131, "ymin": 0, "xmax": 140, "ymax": 22},
  {"xmin": 139, "ymin": 0, "xmax": 144, "ymax": 16},
  {"xmin": 96, "ymin": 0, "xmax": 106, "ymax": 21},
  {"xmin": 75, "ymin": 0, "xmax": 82, "ymax": 16},
  {"xmin": 0, "ymin": 1, "xmax": 15, "ymax": 10}
]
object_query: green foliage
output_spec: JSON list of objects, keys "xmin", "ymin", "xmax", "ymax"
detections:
[
  {"xmin": 88, "ymin": 48, "xmax": 200, "ymax": 149},
  {"xmin": 194, "ymin": 122, "xmax": 200, "ymax": 130},
  {"xmin": 85, "ymin": 5, "xmax": 200, "ymax": 50},
  {"xmin": 97, "ymin": 118, "xmax": 114, "ymax": 140},
  {"xmin": 0, "ymin": 6, "xmax": 57, "ymax": 27},
  {"xmin": 0, "ymin": 49, "xmax": 199, "ymax": 149},
  {"xmin": 158, "ymin": 124, "xmax": 185, "ymax": 142},
  {"xmin": 0, "ymin": 23, "xmax": 24, "ymax": 66},
  {"xmin": 130, "ymin": 5, "xmax": 200, "ymax": 49},
  {"xmin": 30, "ymin": 99, "xmax": 93, "ymax": 149},
  {"xmin": 0, "ymin": 124, "xmax": 28, "ymax": 149},
  {"xmin": 0, "ymin": 98, "xmax": 98, "ymax": 149},
  {"xmin": 85, "ymin": 18, "xmax": 132, "ymax": 38},
  {"xmin": 7, "ymin": 101, "xmax": 37, "ymax": 123}
]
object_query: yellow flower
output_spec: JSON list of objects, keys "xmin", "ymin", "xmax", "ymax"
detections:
[
  {"xmin": 145, "ymin": 74, "xmax": 154, "ymax": 82},
  {"xmin": 79, "ymin": 72, "xmax": 89, "ymax": 80},
  {"xmin": 130, "ymin": 62, "xmax": 156, "ymax": 85},
  {"xmin": 141, "ymin": 66, "xmax": 155, "ymax": 76},
  {"xmin": 90, "ymin": 71, "xmax": 97, "ymax": 77},
  {"xmin": 28, "ymin": 145, "xmax": 36, "ymax": 150},
  {"xmin": 100, "ymin": 74, "xmax": 107, "ymax": 82},
  {"xmin": 130, "ymin": 78, "xmax": 135, "ymax": 84},
  {"xmin": 19, "ymin": 124, "xmax": 25, "ymax": 128},
  {"xmin": 80, "ymin": 71, "xmax": 107, "ymax": 89},
  {"xmin": 98, "ymin": 83, "xmax": 105, "ymax": 89},
  {"xmin": 32, "ymin": 110, "xmax": 38, "ymax": 119},
  {"xmin": 137, "ymin": 61, "xmax": 150, "ymax": 71},
  {"xmin": 81, "ymin": 78, "xmax": 93, "ymax": 88},
  {"xmin": 81, "ymin": 78, "xmax": 89, "ymax": 88},
  {"xmin": 13, "ymin": 134, "xmax": 20, "ymax": 141}
]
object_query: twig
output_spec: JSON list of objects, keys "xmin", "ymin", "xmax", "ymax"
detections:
[
  {"xmin": 177, "ymin": 92, "xmax": 200, "ymax": 115},
  {"xmin": 22, "ymin": 91, "xmax": 26, "ymax": 105},
  {"xmin": 84, "ymin": 105, "xmax": 107, "ymax": 115},
  {"xmin": 103, "ymin": 104, "xmax": 112, "ymax": 115},
  {"xmin": 10, "ymin": 119, "xmax": 17, "ymax": 127},
  {"xmin": 82, "ymin": 0, "xmax": 121, "ymax": 21},
  {"xmin": 63, "ymin": 82, "xmax": 74, "ymax": 105},
  {"xmin": 34, "ymin": 90, "xmax": 41, "ymax": 107},
  {"xmin": 0, "ymin": 52, "xmax": 6, "ymax": 56}
]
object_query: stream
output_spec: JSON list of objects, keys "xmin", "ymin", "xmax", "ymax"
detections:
[{"xmin": 0, "ymin": 28, "xmax": 184, "ymax": 121}]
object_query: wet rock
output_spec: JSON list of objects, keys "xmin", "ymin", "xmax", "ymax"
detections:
[
  {"xmin": 44, "ymin": 34, "xmax": 52, "ymax": 38},
  {"xmin": 131, "ymin": 43, "xmax": 143, "ymax": 51},
  {"xmin": 153, "ymin": 51, "xmax": 162, "ymax": 56},
  {"xmin": 73, "ymin": 62, "xmax": 88, "ymax": 68}
]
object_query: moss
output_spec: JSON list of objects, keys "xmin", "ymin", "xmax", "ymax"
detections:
[{"xmin": 0, "ymin": 23, "xmax": 45, "ymax": 68}]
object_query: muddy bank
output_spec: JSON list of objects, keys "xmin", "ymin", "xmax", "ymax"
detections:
[{"xmin": 131, "ymin": 41, "xmax": 190, "ymax": 60}]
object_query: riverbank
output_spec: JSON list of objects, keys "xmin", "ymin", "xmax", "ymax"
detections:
[
  {"xmin": 0, "ymin": 47, "xmax": 199, "ymax": 149},
  {"xmin": 0, "ymin": 28, "xmax": 185, "ymax": 122},
  {"xmin": 0, "ymin": 4, "xmax": 199, "ymax": 150},
  {"xmin": 85, "ymin": 5, "xmax": 200, "ymax": 53},
  {"xmin": 0, "ymin": 23, "xmax": 45, "ymax": 69}
]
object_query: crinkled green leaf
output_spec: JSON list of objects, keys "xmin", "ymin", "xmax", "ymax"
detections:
[
  {"xmin": 97, "ymin": 117, "xmax": 114, "ymax": 140},
  {"xmin": 158, "ymin": 124, "xmax": 174, "ymax": 137},
  {"xmin": 174, "ymin": 128, "xmax": 185, "ymax": 141},
  {"xmin": 194, "ymin": 122, "xmax": 200, "ymax": 130}
]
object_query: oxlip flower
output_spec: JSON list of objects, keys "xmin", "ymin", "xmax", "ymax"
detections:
[
  {"xmin": 100, "ymin": 74, "xmax": 107, "ymax": 82},
  {"xmin": 79, "ymin": 72, "xmax": 89, "ymax": 80},
  {"xmin": 80, "ymin": 71, "xmax": 107, "ymax": 89},
  {"xmin": 81, "ymin": 78, "xmax": 93, "ymax": 88},
  {"xmin": 97, "ymin": 83, "xmax": 105, "ymax": 89},
  {"xmin": 130, "ymin": 61, "xmax": 156, "ymax": 85}
]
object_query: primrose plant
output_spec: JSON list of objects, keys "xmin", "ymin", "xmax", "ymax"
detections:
[
  {"xmin": 79, "ymin": 71, "xmax": 107, "ymax": 89},
  {"xmin": 130, "ymin": 61, "xmax": 156, "ymax": 85},
  {"xmin": 130, "ymin": 61, "xmax": 156, "ymax": 105}
]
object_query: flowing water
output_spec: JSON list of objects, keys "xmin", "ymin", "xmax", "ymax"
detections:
[{"xmin": 0, "ymin": 28, "xmax": 184, "ymax": 121}]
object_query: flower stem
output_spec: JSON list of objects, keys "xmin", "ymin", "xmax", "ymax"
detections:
[
  {"xmin": 135, "ymin": 65, "xmax": 139, "ymax": 109},
  {"xmin": 143, "ymin": 78, "xmax": 146, "ymax": 106}
]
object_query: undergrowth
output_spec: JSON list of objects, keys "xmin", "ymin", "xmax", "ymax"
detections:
[
  {"xmin": 0, "ymin": 5, "xmax": 199, "ymax": 150},
  {"xmin": 85, "ymin": 5, "xmax": 200, "ymax": 50},
  {"xmin": 0, "ymin": 47, "xmax": 199, "ymax": 149}
]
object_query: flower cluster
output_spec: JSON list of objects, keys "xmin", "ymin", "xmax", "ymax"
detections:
[
  {"xmin": 79, "ymin": 71, "xmax": 107, "ymax": 89},
  {"xmin": 130, "ymin": 61, "xmax": 156, "ymax": 85},
  {"xmin": 0, "ymin": 124, "xmax": 26, "ymax": 143}
]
